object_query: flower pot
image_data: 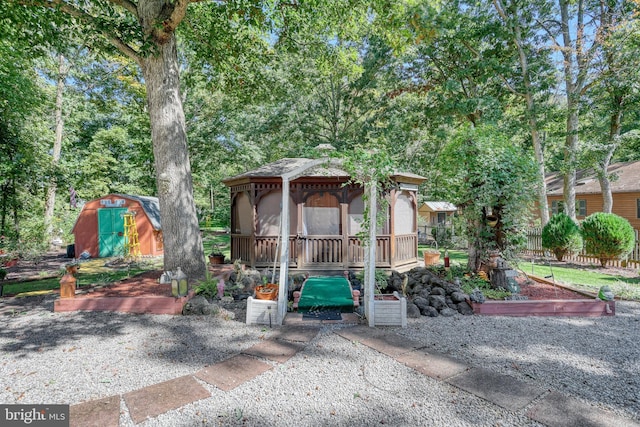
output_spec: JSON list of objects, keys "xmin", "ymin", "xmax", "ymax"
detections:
[
  {"xmin": 255, "ymin": 284, "xmax": 279, "ymax": 300},
  {"xmin": 423, "ymin": 252, "xmax": 440, "ymax": 266},
  {"xmin": 209, "ymin": 254, "xmax": 225, "ymax": 265}
]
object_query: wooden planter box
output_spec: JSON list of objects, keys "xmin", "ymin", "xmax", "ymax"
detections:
[
  {"xmin": 373, "ymin": 294, "xmax": 407, "ymax": 327},
  {"xmin": 209, "ymin": 255, "xmax": 225, "ymax": 265},
  {"xmin": 246, "ymin": 297, "xmax": 280, "ymax": 325},
  {"xmin": 472, "ymin": 299, "xmax": 615, "ymax": 317},
  {"xmin": 423, "ymin": 252, "xmax": 440, "ymax": 266}
]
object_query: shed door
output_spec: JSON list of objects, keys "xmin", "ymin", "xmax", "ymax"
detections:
[{"xmin": 98, "ymin": 208, "xmax": 127, "ymax": 257}]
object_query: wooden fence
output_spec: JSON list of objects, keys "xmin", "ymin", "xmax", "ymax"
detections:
[{"xmin": 524, "ymin": 227, "xmax": 640, "ymax": 268}]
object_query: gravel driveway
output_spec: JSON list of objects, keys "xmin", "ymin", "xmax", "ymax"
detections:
[{"xmin": 1, "ymin": 294, "xmax": 639, "ymax": 426}]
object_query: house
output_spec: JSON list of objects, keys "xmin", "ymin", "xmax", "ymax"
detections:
[
  {"xmin": 545, "ymin": 160, "xmax": 640, "ymax": 229},
  {"xmin": 71, "ymin": 194, "xmax": 163, "ymax": 258},
  {"xmin": 222, "ymin": 158, "xmax": 426, "ymax": 273},
  {"xmin": 418, "ymin": 201, "xmax": 457, "ymax": 225}
]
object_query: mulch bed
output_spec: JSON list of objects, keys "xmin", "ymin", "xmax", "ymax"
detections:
[
  {"xmin": 516, "ymin": 279, "xmax": 590, "ymax": 300},
  {"xmin": 79, "ymin": 271, "xmax": 169, "ymax": 298}
]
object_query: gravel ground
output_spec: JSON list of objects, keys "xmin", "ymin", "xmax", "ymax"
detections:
[{"xmin": 1, "ymin": 295, "xmax": 639, "ymax": 426}]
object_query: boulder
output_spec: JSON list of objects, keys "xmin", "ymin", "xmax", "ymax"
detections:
[
  {"xmin": 457, "ymin": 301, "xmax": 474, "ymax": 315},
  {"xmin": 440, "ymin": 307, "xmax": 457, "ymax": 317},
  {"xmin": 412, "ymin": 296, "xmax": 430, "ymax": 313},
  {"xmin": 428, "ymin": 295, "xmax": 447, "ymax": 311},
  {"xmin": 423, "ymin": 306, "xmax": 439, "ymax": 317},
  {"xmin": 450, "ymin": 291, "xmax": 468, "ymax": 304},
  {"xmin": 406, "ymin": 302, "xmax": 422, "ymax": 318}
]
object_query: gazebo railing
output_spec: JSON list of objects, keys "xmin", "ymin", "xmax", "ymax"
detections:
[
  {"xmin": 394, "ymin": 234, "xmax": 417, "ymax": 263},
  {"xmin": 233, "ymin": 233, "xmax": 414, "ymax": 269}
]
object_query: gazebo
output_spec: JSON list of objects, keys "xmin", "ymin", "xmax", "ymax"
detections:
[{"xmin": 222, "ymin": 158, "xmax": 426, "ymax": 274}]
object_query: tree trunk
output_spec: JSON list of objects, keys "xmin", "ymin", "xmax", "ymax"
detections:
[
  {"xmin": 493, "ymin": 0, "xmax": 549, "ymax": 226},
  {"xmin": 44, "ymin": 54, "xmax": 66, "ymax": 245},
  {"xmin": 598, "ymin": 107, "xmax": 622, "ymax": 213},
  {"xmin": 141, "ymin": 35, "xmax": 206, "ymax": 280},
  {"xmin": 559, "ymin": 0, "xmax": 585, "ymax": 221}
]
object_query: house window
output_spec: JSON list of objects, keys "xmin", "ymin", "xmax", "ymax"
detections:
[
  {"xmin": 551, "ymin": 200, "xmax": 564, "ymax": 215},
  {"xmin": 437, "ymin": 212, "xmax": 447, "ymax": 224},
  {"xmin": 637, "ymin": 199, "xmax": 640, "ymax": 219},
  {"xmin": 577, "ymin": 199, "xmax": 587, "ymax": 217}
]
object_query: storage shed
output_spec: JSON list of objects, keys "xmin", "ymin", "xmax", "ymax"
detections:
[{"xmin": 71, "ymin": 194, "xmax": 163, "ymax": 258}]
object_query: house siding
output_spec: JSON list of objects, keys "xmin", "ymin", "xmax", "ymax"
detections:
[{"xmin": 547, "ymin": 192, "xmax": 640, "ymax": 229}]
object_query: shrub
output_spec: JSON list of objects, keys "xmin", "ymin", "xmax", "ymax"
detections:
[
  {"xmin": 581, "ymin": 212, "xmax": 635, "ymax": 267},
  {"xmin": 541, "ymin": 213, "xmax": 583, "ymax": 261}
]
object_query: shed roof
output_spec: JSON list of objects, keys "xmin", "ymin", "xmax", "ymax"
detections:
[
  {"xmin": 223, "ymin": 157, "xmax": 426, "ymax": 186},
  {"xmin": 71, "ymin": 194, "xmax": 161, "ymax": 233},
  {"xmin": 545, "ymin": 161, "xmax": 640, "ymax": 195},
  {"xmin": 115, "ymin": 194, "xmax": 162, "ymax": 230},
  {"xmin": 420, "ymin": 201, "xmax": 457, "ymax": 212}
]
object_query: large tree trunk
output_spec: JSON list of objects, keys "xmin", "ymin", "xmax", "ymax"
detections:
[
  {"xmin": 141, "ymin": 36, "xmax": 206, "ymax": 280},
  {"xmin": 598, "ymin": 106, "xmax": 623, "ymax": 213},
  {"xmin": 493, "ymin": 0, "xmax": 549, "ymax": 226},
  {"xmin": 44, "ymin": 54, "xmax": 66, "ymax": 245}
]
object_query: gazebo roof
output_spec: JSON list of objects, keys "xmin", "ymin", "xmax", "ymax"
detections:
[{"xmin": 223, "ymin": 157, "xmax": 426, "ymax": 187}]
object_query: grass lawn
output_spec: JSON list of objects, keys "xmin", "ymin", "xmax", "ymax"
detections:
[
  {"xmin": 514, "ymin": 260, "xmax": 640, "ymax": 300},
  {"xmin": 1, "ymin": 269, "xmax": 145, "ymax": 297},
  {"xmin": 202, "ymin": 230, "xmax": 231, "ymax": 259}
]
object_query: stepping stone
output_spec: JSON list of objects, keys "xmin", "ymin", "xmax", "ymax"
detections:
[
  {"xmin": 335, "ymin": 327, "xmax": 420, "ymax": 357},
  {"xmin": 242, "ymin": 339, "xmax": 306, "ymax": 364},
  {"xmin": 446, "ymin": 368, "xmax": 545, "ymax": 411},
  {"xmin": 272, "ymin": 326, "xmax": 320, "ymax": 343},
  {"xmin": 70, "ymin": 395, "xmax": 120, "ymax": 427},
  {"xmin": 123, "ymin": 375, "xmax": 209, "ymax": 424},
  {"xmin": 527, "ymin": 391, "xmax": 640, "ymax": 427},
  {"xmin": 195, "ymin": 354, "xmax": 272, "ymax": 392},
  {"xmin": 395, "ymin": 349, "xmax": 469, "ymax": 380}
]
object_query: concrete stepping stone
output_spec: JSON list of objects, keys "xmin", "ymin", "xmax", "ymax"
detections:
[
  {"xmin": 395, "ymin": 349, "xmax": 469, "ymax": 380},
  {"xmin": 527, "ymin": 391, "xmax": 640, "ymax": 427},
  {"xmin": 446, "ymin": 367, "xmax": 545, "ymax": 412},
  {"xmin": 195, "ymin": 354, "xmax": 272, "ymax": 392},
  {"xmin": 335, "ymin": 327, "xmax": 421, "ymax": 357},
  {"xmin": 123, "ymin": 375, "xmax": 209, "ymax": 424},
  {"xmin": 272, "ymin": 326, "xmax": 320, "ymax": 343},
  {"xmin": 242, "ymin": 339, "xmax": 306, "ymax": 364},
  {"xmin": 70, "ymin": 395, "xmax": 120, "ymax": 427}
]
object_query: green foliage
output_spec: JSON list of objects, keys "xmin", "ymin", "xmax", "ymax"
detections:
[
  {"xmin": 431, "ymin": 226, "xmax": 452, "ymax": 247},
  {"xmin": 460, "ymin": 277, "xmax": 511, "ymax": 301},
  {"xmin": 433, "ymin": 124, "xmax": 538, "ymax": 264},
  {"xmin": 581, "ymin": 212, "xmax": 636, "ymax": 267},
  {"xmin": 194, "ymin": 274, "xmax": 222, "ymax": 301},
  {"xmin": 541, "ymin": 213, "xmax": 583, "ymax": 261}
]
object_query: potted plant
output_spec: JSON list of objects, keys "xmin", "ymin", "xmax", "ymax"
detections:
[
  {"xmin": 208, "ymin": 243, "xmax": 225, "ymax": 265},
  {"xmin": 254, "ymin": 277, "xmax": 278, "ymax": 300}
]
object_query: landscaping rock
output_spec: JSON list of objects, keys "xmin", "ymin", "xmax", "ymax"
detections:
[
  {"xmin": 457, "ymin": 302, "xmax": 474, "ymax": 315},
  {"xmin": 423, "ymin": 306, "xmax": 439, "ymax": 317},
  {"xmin": 440, "ymin": 307, "xmax": 457, "ymax": 317},
  {"xmin": 406, "ymin": 302, "xmax": 422, "ymax": 318},
  {"xmin": 428, "ymin": 295, "xmax": 447, "ymax": 311}
]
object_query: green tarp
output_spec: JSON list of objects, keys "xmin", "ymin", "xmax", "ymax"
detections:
[{"xmin": 297, "ymin": 276, "xmax": 355, "ymax": 313}]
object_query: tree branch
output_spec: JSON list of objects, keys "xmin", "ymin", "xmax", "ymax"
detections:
[{"xmin": 27, "ymin": 0, "xmax": 142, "ymax": 66}]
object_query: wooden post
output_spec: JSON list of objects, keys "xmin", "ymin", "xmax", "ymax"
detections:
[{"xmin": 366, "ymin": 180, "xmax": 377, "ymax": 327}]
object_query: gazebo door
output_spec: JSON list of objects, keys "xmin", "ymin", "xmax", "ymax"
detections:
[{"xmin": 300, "ymin": 193, "xmax": 342, "ymax": 269}]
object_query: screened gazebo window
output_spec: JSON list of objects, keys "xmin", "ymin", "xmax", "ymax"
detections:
[
  {"xmin": 303, "ymin": 193, "xmax": 340, "ymax": 235},
  {"xmin": 257, "ymin": 191, "xmax": 297, "ymax": 235},
  {"xmin": 233, "ymin": 193, "xmax": 252, "ymax": 234},
  {"xmin": 394, "ymin": 191, "xmax": 415, "ymax": 234}
]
